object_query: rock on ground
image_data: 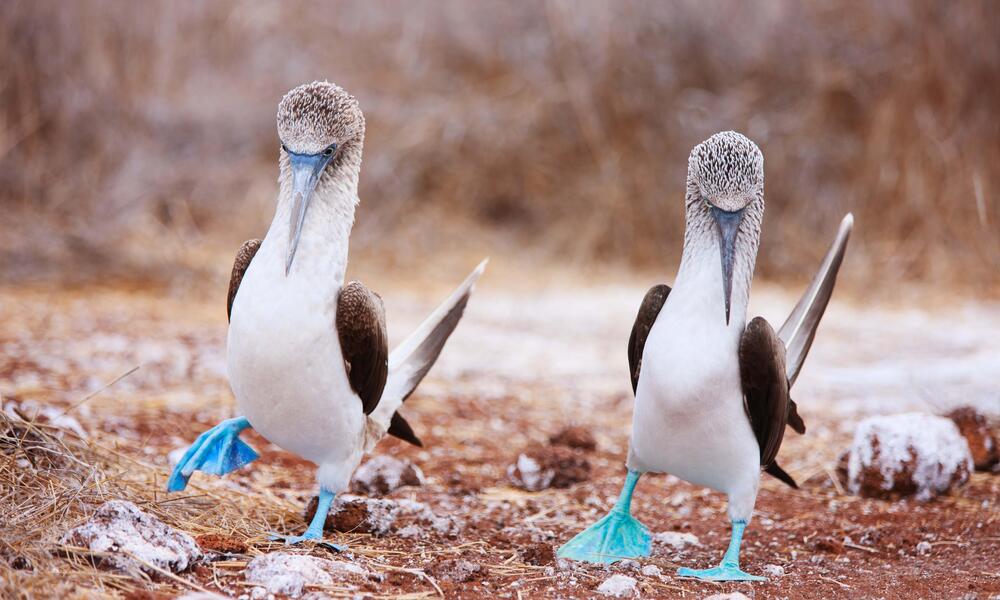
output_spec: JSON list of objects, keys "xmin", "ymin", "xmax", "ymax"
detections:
[
  {"xmin": 60, "ymin": 500, "xmax": 201, "ymax": 574},
  {"xmin": 703, "ymin": 593, "xmax": 751, "ymax": 600},
  {"xmin": 846, "ymin": 413, "xmax": 973, "ymax": 500},
  {"xmin": 350, "ymin": 455, "xmax": 425, "ymax": 496},
  {"xmin": 596, "ymin": 574, "xmax": 639, "ymax": 597},
  {"xmin": 244, "ymin": 552, "xmax": 366, "ymax": 598},
  {"xmin": 946, "ymin": 407, "xmax": 999, "ymax": 471},
  {"xmin": 429, "ymin": 558, "xmax": 487, "ymax": 583},
  {"xmin": 507, "ymin": 445, "xmax": 590, "ymax": 491},
  {"xmin": 653, "ymin": 531, "xmax": 700, "ymax": 550},
  {"xmin": 305, "ymin": 495, "xmax": 461, "ymax": 537}
]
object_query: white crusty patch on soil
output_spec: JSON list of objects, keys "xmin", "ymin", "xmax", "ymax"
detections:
[
  {"xmin": 60, "ymin": 500, "xmax": 201, "ymax": 574},
  {"xmin": 652, "ymin": 531, "xmax": 700, "ymax": 550},
  {"xmin": 351, "ymin": 455, "xmax": 425, "ymax": 496},
  {"xmin": 244, "ymin": 552, "xmax": 366, "ymax": 598},
  {"xmin": 847, "ymin": 413, "xmax": 973, "ymax": 500},
  {"xmin": 596, "ymin": 574, "xmax": 639, "ymax": 597},
  {"xmin": 332, "ymin": 495, "xmax": 462, "ymax": 537}
]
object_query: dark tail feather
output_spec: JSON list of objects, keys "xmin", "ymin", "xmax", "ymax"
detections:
[
  {"xmin": 787, "ymin": 399, "xmax": 806, "ymax": 434},
  {"xmin": 387, "ymin": 412, "xmax": 423, "ymax": 447},
  {"xmin": 765, "ymin": 462, "xmax": 799, "ymax": 489}
]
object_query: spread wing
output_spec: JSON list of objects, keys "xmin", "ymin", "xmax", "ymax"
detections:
[
  {"xmin": 739, "ymin": 317, "xmax": 798, "ymax": 488},
  {"xmin": 627, "ymin": 284, "xmax": 671, "ymax": 394},
  {"xmin": 227, "ymin": 239, "xmax": 261, "ymax": 321},
  {"xmin": 337, "ymin": 281, "xmax": 389, "ymax": 416}
]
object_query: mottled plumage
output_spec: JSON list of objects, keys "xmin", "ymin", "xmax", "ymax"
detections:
[
  {"xmin": 227, "ymin": 239, "xmax": 261, "ymax": 321},
  {"xmin": 336, "ymin": 281, "xmax": 388, "ymax": 416}
]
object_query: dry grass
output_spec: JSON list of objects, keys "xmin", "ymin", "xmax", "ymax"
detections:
[{"xmin": 1, "ymin": 1, "xmax": 998, "ymax": 290}]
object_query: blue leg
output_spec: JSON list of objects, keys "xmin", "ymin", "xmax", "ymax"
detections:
[
  {"xmin": 268, "ymin": 489, "xmax": 345, "ymax": 550},
  {"xmin": 166, "ymin": 416, "xmax": 259, "ymax": 492},
  {"xmin": 677, "ymin": 520, "xmax": 765, "ymax": 581},
  {"xmin": 557, "ymin": 469, "xmax": 651, "ymax": 564}
]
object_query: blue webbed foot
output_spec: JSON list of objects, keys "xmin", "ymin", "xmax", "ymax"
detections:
[
  {"xmin": 267, "ymin": 490, "xmax": 344, "ymax": 551},
  {"xmin": 558, "ymin": 469, "xmax": 650, "ymax": 564},
  {"xmin": 677, "ymin": 520, "xmax": 765, "ymax": 582},
  {"xmin": 167, "ymin": 416, "xmax": 258, "ymax": 492},
  {"xmin": 677, "ymin": 564, "xmax": 766, "ymax": 582},
  {"xmin": 558, "ymin": 509, "xmax": 651, "ymax": 564}
]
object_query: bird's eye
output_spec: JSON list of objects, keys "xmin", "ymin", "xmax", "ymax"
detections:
[
  {"xmin": 281, "ymin": 143, "xmax": 289, "ymax": 153},
  {"xmin": 323, "ymin": 145, "xmax": 336, "ymax": 156}
]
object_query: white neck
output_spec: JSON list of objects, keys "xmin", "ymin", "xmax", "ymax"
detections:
[
  {"xmin": 265, "ymin": 152, "xmax": 361, "ymax": 285},
  {"xmin": 672, "ymin": 202, "xmax": 762, "ymax": 331}
]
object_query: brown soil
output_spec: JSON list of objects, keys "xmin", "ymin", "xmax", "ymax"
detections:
[{"xmin": 1, "ymin": 286, "xmax": 998, "ymax": 599}]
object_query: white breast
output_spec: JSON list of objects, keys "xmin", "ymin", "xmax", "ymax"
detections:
[
  {"xmin": 226, "ymin": 234, "xmax": 364, "ymax": 475},
  {"xmin": 628, "ymin": 248, "xmax": 760, "ymax": 497}
]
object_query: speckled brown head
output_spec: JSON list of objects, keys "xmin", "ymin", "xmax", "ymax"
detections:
[
  {"xmin": 684, "ymin": 131, "xmax": 765, "ymax": 324},
  {"xmin": 277, "ymin": 81, "xmax": 365, "ymax": 155},
  {"xmin": 277, "ymin": 81, "xmax": 366, "ymax": 275}
]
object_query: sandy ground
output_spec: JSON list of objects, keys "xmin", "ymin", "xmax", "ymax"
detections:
[{"xmin": 1, "ymin": 274, "xmax": 998, "ymax": 598}]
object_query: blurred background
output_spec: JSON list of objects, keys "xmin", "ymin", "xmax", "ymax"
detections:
[{"xmin": 1, "ymin": 0, "xmax": 998, "ymax": 295}]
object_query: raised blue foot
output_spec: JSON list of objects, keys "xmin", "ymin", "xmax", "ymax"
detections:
[
  {"xmin": 167, "ymin": 416, "xmax": 258, "ymax": 492},
  {"xmin": 268, "ymin": 489, "xmax": 344, "ymax": 551},
  {"xmin": 677, "ymin": 520, "xmax": 765, "ymax": 582},
  {"xmin": 558, "ymin": 469, "xmax": 651, "ymax": 564}
]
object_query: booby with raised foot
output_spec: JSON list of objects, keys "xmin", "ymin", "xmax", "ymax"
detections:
[
  {"xmin": 167, "ymin": 81, "xmax": 487, "ymax": 547},
  {"xmin": 558, "ymin": 131, "xmax": 852, "ymax": 581}
]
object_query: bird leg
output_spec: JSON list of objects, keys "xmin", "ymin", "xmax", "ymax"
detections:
[
  {"xmin": 268, "ymin": 489, "xmax": 345, "ymax": 550},
  {"xmin": 557, "ymin": 468, "xmax": 652, "ymax": 564},
  {"xmin": 166, "ymin": 416, "xmax": 259, "ymax": 492},
  {"xmin": 677, "ymin": 520, "xmax": 765, "ymax": 581}
]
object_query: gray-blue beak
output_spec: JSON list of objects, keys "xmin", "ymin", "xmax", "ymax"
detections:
[
  {"xmin": 710, "ymin": 205, "xmax": 745, "ymax": 325},
  {"xmin": 286, "ymin": 147, "xmax": 336, "ymax": 275}
]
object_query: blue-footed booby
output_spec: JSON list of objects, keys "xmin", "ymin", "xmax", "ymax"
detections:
[
  {"xmin": 558, "ymin": 131, "xmax": 853, "ymax": 581},
  {"xmin": 166, "ymin": 81, "xmax": 487, "ymax": 547}
]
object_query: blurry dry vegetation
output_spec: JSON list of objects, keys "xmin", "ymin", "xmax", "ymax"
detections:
[{"xmin": 1, "ymin": 0, "xmax": 998, "ymax": 291}]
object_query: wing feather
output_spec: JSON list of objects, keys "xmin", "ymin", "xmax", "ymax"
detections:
[
  {"xmin": 627, "ymin": 284, "xmax": 671, "ymax": 394},
  {"xmin": 227, "ymin": 239, "xmax": 261, "ymax": 321},
  {"xmin": 337, "ymin": 281, "xmax": 389, "ymax": 416}
]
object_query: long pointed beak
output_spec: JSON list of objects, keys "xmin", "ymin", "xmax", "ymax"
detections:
[
  {"xmin": 710, "ymin": 205, "xmax": 745, "ymax": 325},
  {"xmin": 285, "ymin": 150, "xmax": 336, "ymax": 275}
]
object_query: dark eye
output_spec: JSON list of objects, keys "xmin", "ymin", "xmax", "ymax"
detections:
[
  {"xmin": 323, "ymin": 145, "xmax": 335, "ymax": 156},
  {"xmin": 281, "ymin": 143, "xmax": 289, "ymax": 153}
]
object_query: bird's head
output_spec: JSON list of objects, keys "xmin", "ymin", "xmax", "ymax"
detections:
[
  {"xmin": 276, "ymin": 81, "xmax": 365, "ymax": 275},
  {"xmin": 685, "ymin": 131, "xmax": 764, "ymax": 324}
]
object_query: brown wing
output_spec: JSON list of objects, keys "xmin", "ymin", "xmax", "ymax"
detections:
[
  {"xmin": 627, "ymin": 284, "xmax": 671, "ymax": 394},
  {"xmin": 337, "ymin": 281, "xmax": 389, "ymax": 416},
  {"xmin": 227, "ymin": 239, "xmax": 262, "ymax": 321},
  {"xmin": 740, "ymin": 316, "xmax": 798, "ymax": 488}
]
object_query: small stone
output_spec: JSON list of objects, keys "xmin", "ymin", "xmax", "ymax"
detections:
[
  {"xmin": 846, "ymin": 413, "xmax": 973, "ymax": 500},
  {"xmin": 244, "ymin": 552, "xmax": 365, "ymax": 598},
  {"xmin": 703, "ymin": 593, "xmax": 751, "ymax": 600},
  {"xmin": 549, "ymin": 425, "xmax": 597, "ymax": 452},
  {"xmin": 350, "ymin": 455, "xmax": 424, "ymax": 496},
  {"xmin": 916, "ymin": 541, "xmax": 932, "ymax": 555},
  {"xmin": 60, "ymin": 500, "xmax": 201, "ymax": 575},
  {"xmin": 507, "ymin": 445, "xmax": 590, "ymax": 491},
  {"xmin": 596, "ymin": 574, "xmax": 638, "ymax": 597},
  {"xmin": 640, "ymin": 564, "xmax": 662, "ymax": 578},
  {"xmin": 762, "ymin": 564, "xmax": 785, "ymax": 577},
  {"xmin": 946, "ymin": 407, "xmax": 999, "ymax": 471},
  {"xmin": 429, "ymin": 558, "xmax": 486, "ymax": 583},
  {"xmin": 652, "ymin": 531, "xmax": 700, "ymax": 550}
]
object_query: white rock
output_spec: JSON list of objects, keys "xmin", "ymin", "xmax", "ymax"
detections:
[
  {"xmin": 507, "ymin": 453, "xmax": 553, "ymax": 491},
  {"xmin": 244, "ymin": 553, "xmax": 366, "ymax": 598},
  {"xmin": 350, "ymin": 455, "xmax": 424, "ymax": 496},
  {"xmin": 596, "ymin": 574, "xmax": 639, "ymax": 597},
  {"xmin": 652, "ymin": 531, "xmax": 700, "ymax": 550},
  {"xmin": 60, "ymin": 500, "xmax": 201, "ymax": 574},
  {"xmin": 640, "ymin": 564, "xmax": 662, "ymax": 578},
  {"xmin": 762, "ymin": 564, "xmax": 785, "ymax": 577},
  {"xmin": 703, "ymin": 593, "xmax": 751, "ymax": 600},
  {"xmin": 916, "ymin": 541, "xmax": 932, "ymax": 555},
  {"xmin": 846, "ymin": 413, "xmax": 973, "ymax": 500}
]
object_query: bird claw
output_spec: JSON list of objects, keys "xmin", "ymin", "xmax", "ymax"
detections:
[
  {"xmin": 267, "ymin": 532, "xmax": 345, "ymax": 552},
  {"xmin": 677, "ymin": 563, "xmax": 766, "ymax": 582},
  {"xmin": 166, "ymin": 417, "xmax": 258, "ymax": 492}
]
